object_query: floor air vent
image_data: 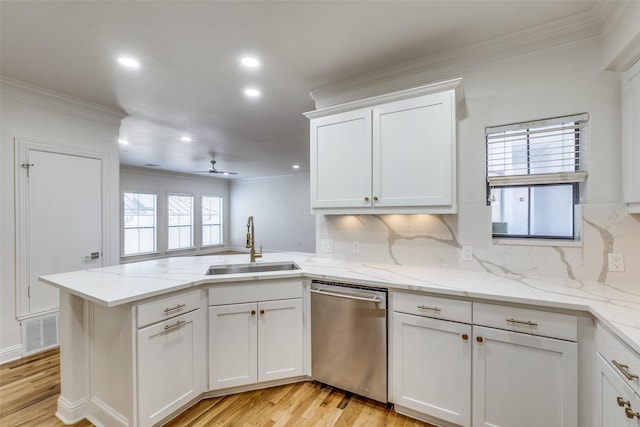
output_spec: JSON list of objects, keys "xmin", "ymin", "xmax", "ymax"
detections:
[{"xmin": 22, "ymin": 313, "xmax": 59, "ymax": 356}]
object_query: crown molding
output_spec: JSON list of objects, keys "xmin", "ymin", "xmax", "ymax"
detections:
[
  {"xmin": 310, "ymin": 10, "xmax": 601, "ymax": 109},
  {"xmin": 1, "ymin": 76, "xmax": 126, "ymax": 126},
  {"xmin": 304, "ymin": 78, "xmax": 462, "ymax": 119}
]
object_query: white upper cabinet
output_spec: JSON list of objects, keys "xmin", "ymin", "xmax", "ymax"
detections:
[
  {"xmin": 623, "ymin": 58, "xmax": 640, "ymax": 213},
  {"xmin": 373, "ymin": 92, "xmax": 454, "ymax": 209},
  {"xmin": 307, "ymin": 80, "xmax": 460, "ymax": 214},
  {"xmin": 310, "ymin": 108, "xmax": 372, "ymax": 209}
]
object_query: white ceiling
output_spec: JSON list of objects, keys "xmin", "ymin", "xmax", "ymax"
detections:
[{"xmin": 1, "ymin": 0, "xmax": 600, "ymax": 179}]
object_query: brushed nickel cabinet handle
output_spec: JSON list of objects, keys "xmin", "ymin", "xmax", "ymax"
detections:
[
  {"xmin": 417, "ymin": 305, "xmax": 441, "ymax": 312},
  {"xmin": 364, "ymin": 196, "xmax": 370, "ymax": 202},
  {"xmin": 613, "ymin": 360, "xmax": 640, "ymax": 381},
  {"xmin": 164, "ymin": 320, "xmax": 186, "ymax": 331},
  {"xmin": 506, "ymin": 318, "xmax": 538, "ymax": 327},
  {"xmin": 373, "ymin": 196, "xmax": 379, "ymax": 202},
  {"xmin": 164, "ymin": 304, "xmax": 186, "ymax": 313}
]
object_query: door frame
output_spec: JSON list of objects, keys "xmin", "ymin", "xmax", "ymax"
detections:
[{"xmin": 15, "ymin": 137, "xmax": 113, "ymax": 319}]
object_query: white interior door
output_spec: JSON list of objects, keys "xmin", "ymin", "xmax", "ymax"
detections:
[{"xmin": 24, "ymin": 149, "xmax": 103, "ymax": 314}]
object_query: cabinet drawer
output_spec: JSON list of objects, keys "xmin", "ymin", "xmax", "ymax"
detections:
[
  {"xmin": 393, "ymin": 292, "xmax": 471, "ymax": 323},
  {"xmin": 597, "ymin": 323, "xmax": 640, "ymax": 396},
  {"xmin": 473, "ymin": 302, "xmax": 577, "ymax": 341},
  {"xmin": 137, "ymin": 290, "xmax": 201, "ymax": 328},
  {"xmin": 209, "ymin": 280, "xmax": 303, "ymax": 305}
]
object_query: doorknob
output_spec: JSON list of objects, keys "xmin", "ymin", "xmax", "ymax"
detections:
[{"xmin": 84, "ymin": 252, "xmax": 100, "ymax": 260}]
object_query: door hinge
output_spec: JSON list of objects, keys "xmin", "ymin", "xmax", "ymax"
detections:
[
  {"xmin": 21, "ymin": 163, "xmax": 35, "ymax": 177},
  {"xmin": 27, "ymin": 286, "xmax": 30, "ymax": 298}
]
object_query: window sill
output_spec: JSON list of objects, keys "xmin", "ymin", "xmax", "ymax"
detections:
[{"xmin": 492, "ymin": 238, "xmax": 582, "ymax": 248}]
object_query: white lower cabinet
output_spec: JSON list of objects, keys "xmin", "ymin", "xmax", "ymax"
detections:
[
  {"xmin": 393, "ymin": 312, "xmax": 472, "ymax": 427},
  {"xmin": 472, "ymin": 325, "xmax": 578, "ymax": 427},
  {"xmin": 137, "ymin": 308, "xmax": 203, "ymax": 427},
  {"xmin": 209, "ymin": 298, "xmax": 303, "ymax": 390},
  {"xmin": 595, "ymin": 323, "xmax": 640, "ymax": 426},
  {"xmin": 596, "ymin": 354, "xmax": 640, "ymax": 426},
  {"xmin": 392, "ymin": 295, "xmax": 579, "ymax": 427}
]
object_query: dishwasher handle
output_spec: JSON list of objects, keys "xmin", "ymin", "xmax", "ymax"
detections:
[{"xmin": 310, "ymin": 288, "xmax": 381, "ymax": 304}]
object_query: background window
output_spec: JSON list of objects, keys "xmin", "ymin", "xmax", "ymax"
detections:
[
  {"xmin": 486, "ymin": 113, "xmax": 588, "ymax": 239},
  {"xmin": 167, "ymin": 194, "xmax": 193, "ymax": 250},
  {"xmin": 123, "ymin": 192, "xmax": 157, "ymax": 255},
  {"xmin": 202, "ymin": 195, "xmax": 223, "ymax": 246}
]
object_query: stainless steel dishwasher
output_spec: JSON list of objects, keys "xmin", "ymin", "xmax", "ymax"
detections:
[{"xmin": 310, "ymin": 280, "xmax": 387, "ymax": 403}]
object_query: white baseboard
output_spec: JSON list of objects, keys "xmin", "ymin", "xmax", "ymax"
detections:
[
  {"xmin": 56, "ymin": 395, "xmax": 88, "ymax": 425},
  {"xmin": 89, "ymin": 396, "xmax": 129, "ymax": 427},
  {"xmin": 0, "ymin": 344, "xmax": 22, "ymax": 364}
]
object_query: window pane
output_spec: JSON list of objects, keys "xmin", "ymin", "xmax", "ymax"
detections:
[
  {"xmin": 202, "ymin": 196, "xmax": 222, "ymax": 247},
  {"xmin": 491, "ymin": 187, "xmax": 529, "ymax": 236},
  {"xmin": 530, "ymin": 185, "xmax": 574, "ymax": 237},
  {"xmin": 168, "ymin": 195, "xmax": 193, "ymax": 250},
  {"xmin": 123, "ymin": 192, "xmax": 157, "ymax": 255}
]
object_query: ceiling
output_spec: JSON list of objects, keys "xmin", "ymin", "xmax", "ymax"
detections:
[{"xmin": 1, "ymin": 0, "xmax": 601, "ymax": 179}]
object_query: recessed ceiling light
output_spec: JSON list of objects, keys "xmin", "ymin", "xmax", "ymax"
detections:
[
  {"xmin": 244, "ymin": 88, "xmax": 261, "ymax": 98},
  {"xmin": 117, "ymin": 57, "xmax": 140, "ymax": 69},
  {"xmin": 241, "ymin": 56, "xmax": 260, "ymax": 68},
  {"xmin": 292, "ymin": 164, "xmax": 300, "ymax": 169},
  {"xmin": 180, "ymin": 136, "xmax": 193, "ymax": 142},
  {"xmin": 118, "ymin": 139, "xmax": 129, "ymax": 145}
]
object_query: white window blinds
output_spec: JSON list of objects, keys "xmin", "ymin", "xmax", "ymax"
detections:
[{"xmin": 486, "ymin": 113, "xmax": 588, "ymax": 186}]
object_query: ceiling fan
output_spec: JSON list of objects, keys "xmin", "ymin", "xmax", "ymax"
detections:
[{"xmin": 195, "ymin": 160, "xmax": 238, "ymax": 176}]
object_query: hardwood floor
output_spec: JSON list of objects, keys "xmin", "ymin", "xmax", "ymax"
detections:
[{"xmin": 0, "ymin": 348, "xmax": 432, "ymax": 427}]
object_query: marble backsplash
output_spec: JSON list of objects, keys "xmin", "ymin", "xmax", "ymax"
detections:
[{"xmin": 316, "ymin": 203, "xmax": 640, "ymax": 285}]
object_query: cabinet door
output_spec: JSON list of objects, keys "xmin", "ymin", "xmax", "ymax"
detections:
[
  {"xmin": 258, "ymin": 298, "xmax": 303, "ymax": 382},
  {"xmin": 372, "ymin": 91, "xmax": 454, "ymax": 208},
  {"xmin": 472, "ymin": 326, "xmax": 578, "ymax": 427},
  {"xmin": 310, "ymin": 108, "xmax": 372, "ymax": 208},
  {"xmin": 392, "ymin": 312, "xmax": 471, "ymax": 427},
  {"xmin": 596, "ymin": 354, "xmax": 639, "ymax": 427},
  {"xmin": 137, "ymin": 309, "xmax": 202, "ymax": 427},
  {"xmin": 623, "ymin": 58, "xmax": 640, "ymax": 211},
  {"xmin": 209, "ymin": 303, "xmax": 257, "ymax": 390}
]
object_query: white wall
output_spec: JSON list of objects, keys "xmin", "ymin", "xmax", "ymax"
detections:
[
  {"xmin": 120, "ymin": 166, "xmax": 231, "ymax": 261},
  {"xmin": 0, "ymin": 79, "xmax": 123, "ymax": 363},
  {"xmin": 315, "ymin": 39, "xmax": 640, "ymax": 286},
  {"xmin": 229, "ymin": 174, "xmax": 315, "ymax": 253}
]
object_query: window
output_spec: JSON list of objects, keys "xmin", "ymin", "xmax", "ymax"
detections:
[
  {"xmin": 202, "ymin": 195, "xmax": 223, "ymax": 246},
  {"xmin": 486, "ymin": 114, "xmax": 588, "ymax": 240},
  {"xmin": 123, "ymin": 192, "xmax": 157, "ymax": 255},
  {"xmin": 167, "ymin": 194, "xmax": 194, "ymax": 250}
]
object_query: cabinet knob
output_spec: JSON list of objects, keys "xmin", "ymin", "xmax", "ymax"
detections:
[
  {"xmin": 251, "ymin": 310, "xmax": 256, "ymax": 315},
  {"xmin": 625, "ymin": 407, "xmax": 640, "ymax": 419},
  {"xmin": 364, "ymin": 196, "xmax": 370, "ymax": 202},
  {"xmin": 618, "ymin": 396, "xmax": 631, "ymax": 408},
  {"xmin": 260, "ymin": 309, "xmax": 265, "ymax": 315},
  {"xmin": 461, "ymin": 334, "xmax": 469, "ymax": 341},
  {"xmin": 373, "ymin": 196, "xmax": 379, "ymax": 202},
  {"xmin": 476, "ymin": 336, "xmax": 483, "ymax": 343}
]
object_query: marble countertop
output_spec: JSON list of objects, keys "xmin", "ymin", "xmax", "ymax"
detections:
[{"xmin": 40, "ymin": 252, "xmax": 640, "ymax": 354}]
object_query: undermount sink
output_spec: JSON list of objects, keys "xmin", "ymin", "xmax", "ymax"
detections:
[{"xmin": 206, "ymin": 261, "xmax": 300, "ymax": 276}]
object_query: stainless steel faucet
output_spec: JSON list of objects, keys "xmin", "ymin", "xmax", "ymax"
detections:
[{"xmin": 246, "ymin": 216, "xmax": 262, "ymax": 262}]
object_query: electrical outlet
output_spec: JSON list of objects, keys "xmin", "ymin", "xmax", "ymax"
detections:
[
  {"xmin": 462, "ymin": 245, "xmax": 473, "ymax": 262},
  {"xmin": 352, "ymin": 241, "xmax": 360, "ymax": 253},
  {"xmin": 321, "ymin": 239, "xmax": 333, "ymax": 253},
  {"xmin": 608, "ymin": 253, "xmax": 625, "ymax": 272}
]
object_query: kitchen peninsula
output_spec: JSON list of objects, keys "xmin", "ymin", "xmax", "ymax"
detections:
[{"xmin": 41, "ymin": 252, "xmax": 640, "ymax": 427}]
